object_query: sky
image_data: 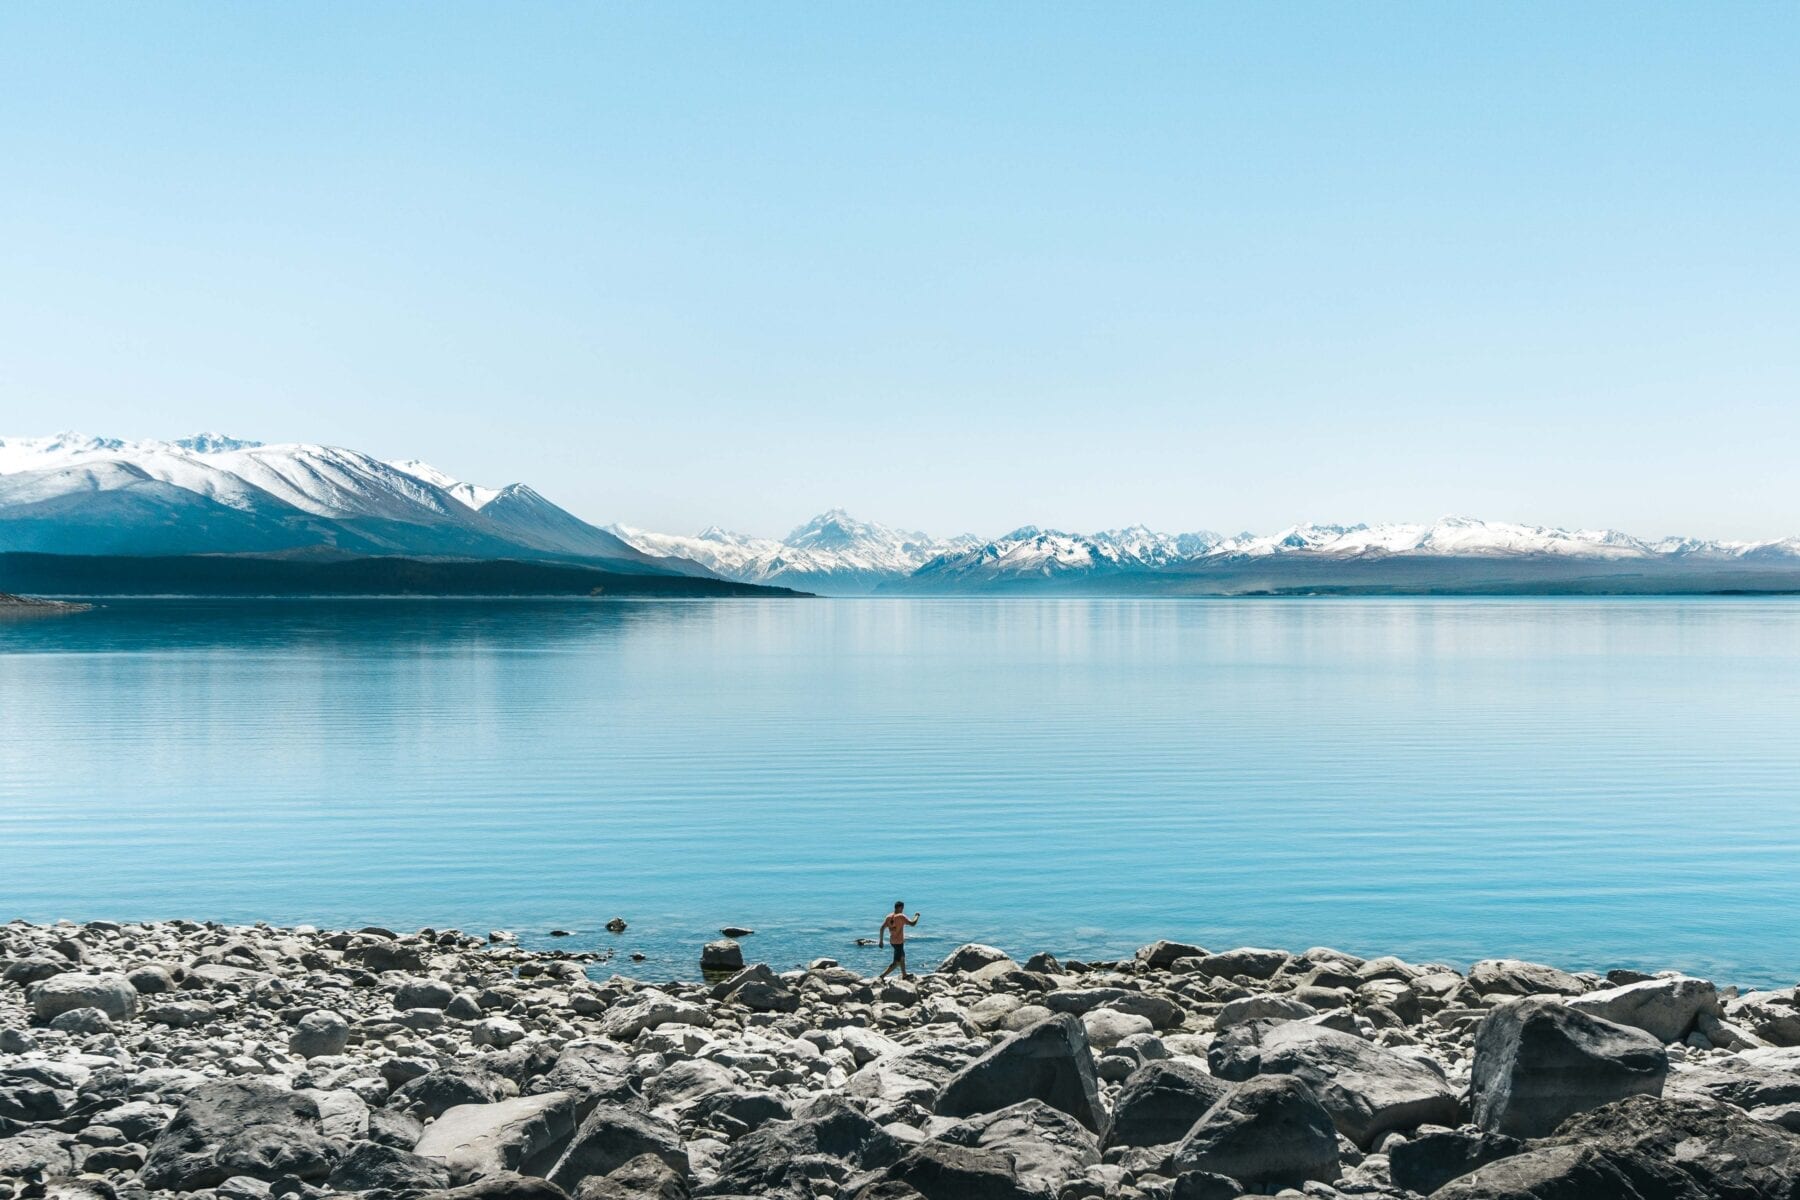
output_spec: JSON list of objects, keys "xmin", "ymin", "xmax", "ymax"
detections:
[{"xmin": 1, "ymin": 4, "xmax": 1796, "ymax": 541}]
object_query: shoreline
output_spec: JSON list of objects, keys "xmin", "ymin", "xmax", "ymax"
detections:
[{"xmin": 6, "ymin": 920, "xmax": 1800, "ymax": 1199}]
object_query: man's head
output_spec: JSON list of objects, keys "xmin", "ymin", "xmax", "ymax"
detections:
[{"xmin": 894, "ymin": 901, "xmax": 905, "ymax": 913}]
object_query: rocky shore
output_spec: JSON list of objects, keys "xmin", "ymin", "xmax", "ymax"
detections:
[{"xmin": 6, "ymin": 922, "xmax": 1800, "ymax": 1200}]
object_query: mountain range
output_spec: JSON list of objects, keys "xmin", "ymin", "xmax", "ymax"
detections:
[{"xmin": 5, "ymin": 432, "xmax": 1800, "ymax": 596}]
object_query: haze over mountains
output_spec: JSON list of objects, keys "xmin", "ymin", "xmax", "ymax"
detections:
[{"xmin": 5, "ymin": 433, "xmax": 1800, "ymax": 596}]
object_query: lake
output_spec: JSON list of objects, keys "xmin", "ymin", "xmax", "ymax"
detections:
[{"xmin": 3, "ymin": 597, "xmax": 1798, "ymax": 986}]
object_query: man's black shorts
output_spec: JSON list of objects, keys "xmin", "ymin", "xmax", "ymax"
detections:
[{"xmin": 891, "ymin": 944, "xmax": 906, "ymax": 968}]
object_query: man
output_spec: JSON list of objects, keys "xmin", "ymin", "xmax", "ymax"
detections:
[{"xmin": 877, "ymin": 900, "xmax": 920, "ymax": 981}]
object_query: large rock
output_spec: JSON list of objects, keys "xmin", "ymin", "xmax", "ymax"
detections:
[
  {"xmin": 574, "ymin": 1154, "xmax": 688, "ymax": 1200},
  {"xmin": 1471, "ymin": 997, "xmax": 1668, "ymax": 1138},
  {"xmin": 935, "ymin": 1014, "xmax": 1105, "ymax": 1133},
  {"xmin": 327, "ymin": 1142, "xmax": 454, "ymax": 1196},
  {"xmin": 1169, "ymin": 1076, "xmax": 1340, "ymax": 1191},
  {"xmin": 1212, "ymin": 993, "xmax": 1314, "ymax": 1032},
  {"xmin": 703, "ymin": 1097, "xmax": 900, "ymax": 1197},
  {"xmin": 547, "ymin": 1103, "xmax": 686, "ymax": 1191},
  {"xmin": 699, "ymin": 940, "xmax": 743, "ymax": 972},
  {"xmin": 1553, "ymin": 1095, "xmax": 1800, "ymax": 1198},
  {"xmin": 1208, "ymin": 1020, "xmax": 1460, "ymax": 1147},
  {"xmin": 1469, "ymin": 959, "xmax": 1587, "ymax": 998},
  {"xmin": 847, "ymin": 1040, "xmax": 986, "ymax": 1108},
  {"xmin": 1388, "ymin": 1127, "xmax": 1525, "ymax": 1195},
  {"xmin": 1434, "ymin": 1143, "xmax": 1701, "ymax": 1199},
  {"xmin": 413, "ymin": 1093, "xmax": 580, "ymax": 1182},
  {"xmin": 142, "ymin": 1079, "xmax": 336, "ymax": 1190},
  {"xmin": 421, "ymin": 1176, "xmax": 572, "ymax": 1200},
  {"xmin": 596, "ymin": 990, "xmax": 713, "ymax": 1041},
  {"xmin": 1186, "ymin": 949, "xmax": 1290, "ymax": 981},
  {"xmin": 1137, "ymin": 941, "xmax": 1208, "ymax": 970},
  {"xmin": 877, "ymin": 1142, "xmax": 1037, "ymax": 1200},
  {"xmin": 29, "ymin": 972, "xmax": 139, "ymax": 1022},
  {"xmin": 391, "ymin": 1067, "xmax": 519, "ymax": 1119},
  {"xmin": 289, "ymin": 1009, "xmax": 351, "ymax": 1058},
  {"xmin": 535, "ymin": 1045, "xmax": 637, "ymax": 1115},
  {"xmin": 1566, "ymin": 976, "xmax": 1721, "ymax": 1044},
  {"xmin": 936, "ymin": 1100, "xmax": 1099, "ymax": 1197},
  {"xmin": 1725, "ymin": 989, "xmax": 1800, "ymax": 1047},
  {"xmin": 1102, "ymin": 1060, "xmax": 1231, "ymax": 1151},
  {"xmin": 939, "ymin": 944, "xmax": 1013, "ymax": 974}
]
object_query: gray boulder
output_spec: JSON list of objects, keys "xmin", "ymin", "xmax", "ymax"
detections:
[
  {"xmin": 573, "ymin": 1153, "xmax": 688, "ymax": 1200},
  {"xmin": 939, "ymin": 944, "xmax": 1013, "ymax": 974},
  {"xmin": 289, "ymin": 1009, "xmax": 351, "ymax": 1058},
  {"xmin": 1212, "ymin": 993, "xmax": 1313, "ymax": 1032},
  {"xmin": 397, "ymin": 978, "xmax": 458, "ymax": 1011},
  {"xmin": 1468, "ymin": 959, "xmax": 1587, "ymax": 998},
  {"xmin": 703, "ymin": 1096, "xmax": 900, "ymax": 1197},
  {"xmin": 1388, "ymin": 1126, "xmax": 1525, "ymax": 1195},
  {"xmin": 937, "ymin": 1100, "xmax": 1099, "ymax": 1197},
  {"xmin": 699, "ymin": 940, "xmax": 743, "ymax": 972},
  {"xmin": 1186, "ymin": 949, "xmax": 1290, "ymax": 981},
  {"xmin": 327, "ymin": 1142, "xmax": 453, "ymax": 1196},
  {"xmin": 1553, "ymin": 1095, "xmax": 1800, "ymax": 1198},
  {"xmin": 934, "ymin": 1014, "xmax": 1105, "ymax": 1133},
  {"xmin": 546, "ymin": 1103, "xmax": 686, "ymax": 1191},
  {"xmin": 1137, "ymin": 941, "xmax": 1208, "ymax": 970},
  {"xmin": 421, "ymin": 1176, "xmax": 572, "ymax": 1200},
  {"xmin": 1471, "ymin": 997, "xmax": 1668, "ymax": 1138},
  {"xmin": 1102, "ymin": 1060, "xmax": 1231, "ymax": 1150},
  {"xmin": 391, "ymin": 1067, "xmax": 519, "ymax": 1119},
  {"xmin": 1566, "ymin": 975, "xmax": 1721, "ymax": 1044},
  {"xmin": 29, "ymin": 972, "xmax": 139, "ymax": 1022},
  {"xmin": 142, "ymin": 1079, "xmax": 335, "ymax": 1190},
  {"xmin": 1434, "ymin": 1143, "xmax": 1702, "ymax": 1199},
  {"xmin": 877, "ymin": 1142, "xmax": 1036, "ymax": 1200},
  {"xmin": 413, "ymin": 1092, "xmax": 580, "ymax": 1182},
  {"xmin": 1208, "ymin": 1020, "xmax": 1460, "ymax": 1147},
  {"xmin": 1169, "ymin": 1075, "xmax": 1340, "ymax": 1191}
]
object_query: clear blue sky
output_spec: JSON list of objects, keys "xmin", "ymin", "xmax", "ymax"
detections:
[{"xmin": 2, "ymin": 4, "xmax": 1795, "ymax": 540}]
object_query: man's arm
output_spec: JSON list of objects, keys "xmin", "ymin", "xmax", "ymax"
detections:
[
  {"xmin": 906, "ymin": 914, "xmax": 920, "ymax": 927},
  {"xmin": 878, "ymin": 920, "xmax": 887, "ymax": 947}
]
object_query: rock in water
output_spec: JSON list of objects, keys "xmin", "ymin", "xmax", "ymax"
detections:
[
  {"xmin": 412, "ymin": 1092, "xmax": 580, "ymax": 1182},
  {"xmin": 1565, "ymin": 975, "xmax": 1722, "ymax": 1044},
  {"xmin": 29, "ymin": 972, "xmax": 139, "ymax": 1022},
  {"xmin": 1471, "ymin": 996, "xmax": 1668, "ymax": 1137},
  {"xmin": 934, "ymin": 1013, "xmax": 1106, "ymax": 1133},
  {"xmin": 699, "ymin": 939, "xmax": 743, "ymax": 972},
  {"xmin": 1169, "ymin": 1075, "xmax": 1341, "ymax": 1191},
  {"xmin": 1102, "ymin": 1059, "xmax": 1231, "ymax": 1151}
]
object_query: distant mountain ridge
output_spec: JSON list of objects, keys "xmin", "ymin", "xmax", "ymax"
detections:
[
  {"xmin": 8, "ymin": 433, "xmax": 1800, "ymax": 596},
  {"xmin": 612, "ymin": 513, "xmax": 1800, "ymax": 595},
  {"xmin": 0, "ymin": 432, "xmax": 706, "ymax": 578}
]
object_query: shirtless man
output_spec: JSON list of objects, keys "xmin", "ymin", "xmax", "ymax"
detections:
[{"xmin": 877, "ymin": 901, "xmax": 920, "ymax": 980}]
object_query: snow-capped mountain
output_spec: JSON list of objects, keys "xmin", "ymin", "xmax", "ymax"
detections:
[
  {"xmin": 617, "ymin": 511, "xmax": 1800, "ymax": 595},
  {"xmin": 607, "ymin": 509, "xmax": 976, "ymax": 594},
  {"xmin": 0, "ymin": 433, "xmax": 702, "ymax": 575}
]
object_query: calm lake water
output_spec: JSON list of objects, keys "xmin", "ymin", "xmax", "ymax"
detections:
[{"xmin": 4, "ymin": 597, "xmax": 1799, "ymax": 986}]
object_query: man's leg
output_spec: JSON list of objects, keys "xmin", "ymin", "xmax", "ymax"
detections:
[
  {"xmin": 877, "ymin": 947, "xmax": 893, "ymax": 980},
  {"xmin": 898, "ymin": 946, "xmax": 910, "ymax": 981}
]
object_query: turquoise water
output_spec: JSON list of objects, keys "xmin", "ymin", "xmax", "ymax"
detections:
[{"xmin": 3, "ymin": 597, "xmax": 1799, "ymax": 986}]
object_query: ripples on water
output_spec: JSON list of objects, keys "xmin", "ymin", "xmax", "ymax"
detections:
[{"xmin": 3, "ymin": 597, "xmax": 1798, "ymax": 985}]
